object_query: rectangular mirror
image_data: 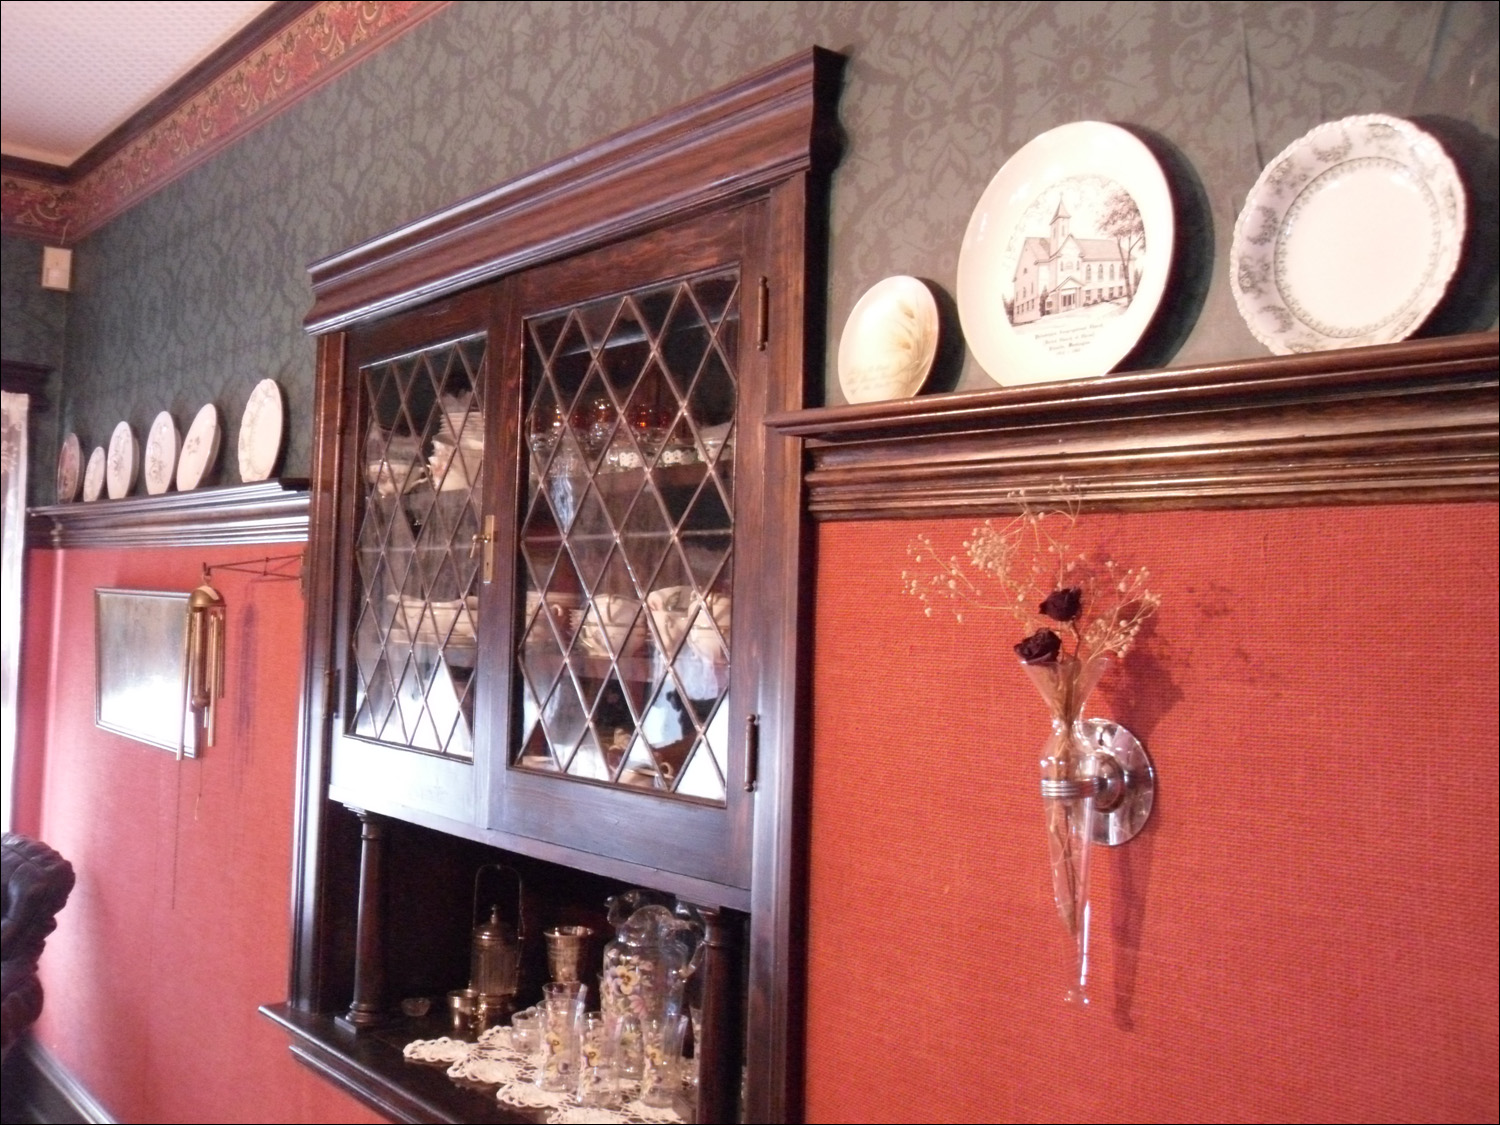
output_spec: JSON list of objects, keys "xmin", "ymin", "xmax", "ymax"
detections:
[{"xmin": 95, "ymin": 588, "xmax": 195, "ymax": 756}]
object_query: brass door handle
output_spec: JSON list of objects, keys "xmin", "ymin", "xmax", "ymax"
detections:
[{"xmin": 471, "ymin": 514, "xmax": 496, "ymax": 583}]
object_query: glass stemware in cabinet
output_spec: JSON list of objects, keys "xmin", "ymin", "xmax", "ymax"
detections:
[
  {"xmin": 517, "ymin": 268, "xmax": 739, "ymax": 803},
  {"xmin": 350, "ymin": 334, "xmax": 486, "ymax": 759}
]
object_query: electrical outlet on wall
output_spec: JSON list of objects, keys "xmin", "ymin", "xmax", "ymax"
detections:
[{"xmin": 41, "ymin": 246, "xmax": 71, "ymax": 291}]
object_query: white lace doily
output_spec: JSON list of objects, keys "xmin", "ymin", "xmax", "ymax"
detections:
[
  {"xmin": 552, "ymin": 1105, "xmax": 683, "ymax": 1125},
  {"xmin": 496, "ymin": 1079, "xmax": 563, "ymax": 1109},
  {"xmin": 402, "ymin": 1036, "xmax": 471, "ymax": 1064},
  {"xmin": 449, "ymin": 1052, "xmax": 524, "ymax": 1085},
  {"xmin": 404, "ymin": 1033, "xmax": 685, "ymax": 1125}
]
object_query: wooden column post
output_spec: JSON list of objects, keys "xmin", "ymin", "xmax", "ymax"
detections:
[
  {"xmin": 339, "ymin": 808, "xmax": 389, "ymax": 1029},
  {"xmin": 695, "ymin": 906, "xmax": 743, "ymax": 1124}
]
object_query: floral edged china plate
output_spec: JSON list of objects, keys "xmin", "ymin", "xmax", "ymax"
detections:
[
  {"xmin": 1230, "ymin": 114, "xmax": 1464, "ymax": 355},
  {"xmin": 837, "ymin": 275, "xmax": 940, "ymax": 404},
  {"xmin": 56, "ymin": 432, "xmax": 82, "ymax": 503},
  {"xmin": 238, "ymin": 379, "xmax": 284, "ymax": 482},
  {"xmin": 106, "ymin": 421, "xmax": 138, "ymax": 500},
  {"xmin": 957, "ymin": 121, "xmax": 1174, "ymax": 385},
  {"xmin": 83, "ymin": 446, "xmax": 106, "ymax": 501},
  {"xmin": 177, "ymin": 403, "xmax": 221, "ymax": 491},
  {"xmin": 144, "ymin": 411, "xmax": 179, "ymax": 495}
]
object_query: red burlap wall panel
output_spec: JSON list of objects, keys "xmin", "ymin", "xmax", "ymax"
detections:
[
  {"xmin": 805, "ymin": 504, "xmax": 1498, "ymax": 1124},
  {"xmin": 13, "ymin": 547, "xmax": 57, "ymax": 838},
  {"xmin": 21, "ymin": 546, "xmax": 381, "ymax": 1125}
]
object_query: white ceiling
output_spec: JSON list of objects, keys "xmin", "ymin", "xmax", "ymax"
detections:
[{"xmin": 1, "ymin": 0, "xmax": 274, "ymax": 167}]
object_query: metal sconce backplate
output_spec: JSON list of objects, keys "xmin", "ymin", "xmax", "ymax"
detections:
[{"xmin": 1082, "ymin": 719, "xmax": 1154, "ymax": 845}]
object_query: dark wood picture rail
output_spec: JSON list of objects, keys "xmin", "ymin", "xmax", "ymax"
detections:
[
  {"xmin": 767, "ymin": 331, "xmax": 1499, "ymax": 520},
  {"xmin": 28, "ymin": 479, "xmax": 310, "ymax": 548}
]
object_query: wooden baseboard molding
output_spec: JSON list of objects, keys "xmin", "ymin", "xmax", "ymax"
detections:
[{"xmin": 1, "ymin": 1038, "xmax": 116, "ymax": 1125}]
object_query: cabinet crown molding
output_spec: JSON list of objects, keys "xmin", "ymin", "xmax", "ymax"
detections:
[{"xmin": 305, "ymin": 47, "xmax": 845, "ymax": 335}]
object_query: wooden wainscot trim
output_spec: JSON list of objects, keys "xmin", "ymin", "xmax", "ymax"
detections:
[
  {"xmin": 304, "ymin": 47, "xmax": 844, "ymax": 334},
  {"xmin": 766, "ymin": 331, "xmax": 1499, "ymax": 519},
  {"xmin": 28, "ymin": 479, "xmax": 310, "ymax": 549}
]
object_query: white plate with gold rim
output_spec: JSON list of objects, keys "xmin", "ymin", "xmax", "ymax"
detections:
[
  {"xmin": 144, "ymin": 411, "xmax": 179, "ymax": 495},
  {"xmin": 238, "ymin": 379, "xmax": 284, "ymax": 482},
  {"xmin": 83, "ymin": 446, "xmax": 106, "ymax": 501},
  {"xmin": 957, "ymin": 121, "xmax": 1174, "ymax": 385},
  {"xmin": 106, "ymin": 421, "xmax": 138, "ymax": 500},
  {"xmin": 176, "ymin": 403, "xmax": 221, "ymax": 491},
  {"xmin": 1230, "ymin": 114, "xmax": 1464, "ymax": 355},
  {"xmin": 837, "ymin": 275, "xmax": 940, "ymax": 404},
  {"xmin": 56, "ymin": 432, "xmax": 82, "ymax": 503}
]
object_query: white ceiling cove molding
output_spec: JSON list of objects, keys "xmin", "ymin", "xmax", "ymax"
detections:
[{"xmin": 1, "ymin": 1, "xmax": 275, "ymax": 166}]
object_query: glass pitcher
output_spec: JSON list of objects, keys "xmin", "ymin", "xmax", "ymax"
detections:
[{"xmin": 600, "ymin": 892, "xmax": 696, "ymax": 1076}]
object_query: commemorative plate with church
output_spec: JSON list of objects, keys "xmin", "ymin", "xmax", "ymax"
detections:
[{"xmin": 957, "ymin": 120, "xmax": 1174, "ymax": 386}]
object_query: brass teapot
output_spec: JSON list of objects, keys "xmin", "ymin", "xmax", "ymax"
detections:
[{"xmin": 469, "ymin": 864, "xmax": 524, "ymax": 1020}]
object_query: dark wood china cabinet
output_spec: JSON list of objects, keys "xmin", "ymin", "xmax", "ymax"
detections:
[{"xmin": 263, "ymin": 49, "xmax": 844, "ymax": 1125}]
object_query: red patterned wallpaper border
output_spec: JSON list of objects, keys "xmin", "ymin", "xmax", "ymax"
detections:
[{"xmin": 1, "ymin": 1, "xmax": 449, "ymax": 244}]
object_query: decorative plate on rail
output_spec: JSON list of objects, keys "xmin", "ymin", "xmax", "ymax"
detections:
[
  {"xmin": 837, "ymin": 275, "xmax": 939, "ymax": 403},
  {"xmin": 56, "ymin": 433, "xmax": 81, "ymax": 503},
  {"xmin": 143, "ymin": 411, "xmax": 179, "ymax": 495},
  {"xmin": 176, "ymin": 404, "xmax": 221, "ymax": 491},
  {"xmin": 238, "ymin": 379, "xmax": 284, "ymax": 482},
  {"xmin": 105, "ymin": 422, "xmax": 138, "ymax": 500},
  {"xmin": 82, "ymin": 446, "xmax": 106, "ymax": 502},
  {"xmin": 957, "ymin": 121, "xmax": 1174, "ymax": 385},
  {"xmin": 1230, "ymin": 114, "xmax": 1465, "ymax": 355}
]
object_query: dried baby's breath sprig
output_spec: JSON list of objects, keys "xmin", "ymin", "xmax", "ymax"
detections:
[
  {"xmin": 907, "ymin": 495, "xmax": 1162, "ymax": 968},
  {"xmin": 903, "ymin": 494, "xmax": 1160, "ymax": 668}
]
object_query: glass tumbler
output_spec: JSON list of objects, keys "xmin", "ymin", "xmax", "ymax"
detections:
[
  {"xmin": 639, "ymin": 1013, "xmax": 687, "ymax": 1109},
  {"xmin": 537, "ymin": 983, "xmax": 586, "ymax": 1092}
]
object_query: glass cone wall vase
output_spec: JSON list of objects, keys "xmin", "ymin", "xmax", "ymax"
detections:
[{"xmin": 1023, "ymin": 655, "xmax": 1110, "ymax": 1005}]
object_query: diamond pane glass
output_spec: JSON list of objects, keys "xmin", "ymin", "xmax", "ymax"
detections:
[
  {"xmin": 676, "ymin": 738, "xmax": 726, "ymax": 802},
  {"xmin": 348, "ymin": 332, "xmax": 485, "ymax": 760},
  {"xmin": 515, "ymin": 268, "xmax": 738, "ymax": 806}
]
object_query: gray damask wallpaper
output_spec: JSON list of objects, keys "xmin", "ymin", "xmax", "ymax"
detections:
[
  {"xmin": 1, "ymin": 234, "xmax": 69, "ymax": 503},
  {"xmin": 48, "ymin": 1, "xmax": 1500, "ymax": 483}
]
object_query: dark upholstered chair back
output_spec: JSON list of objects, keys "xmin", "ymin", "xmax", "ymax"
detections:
[{"xmin": 1, "ymin": 834, "xmax": 75, "ymax": 1059}]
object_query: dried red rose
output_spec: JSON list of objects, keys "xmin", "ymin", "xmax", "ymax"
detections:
[
  {"xmin": 1014, "ymin": 628, "xmax": 1062, "ymax": 663},
  {"xmin": 1039, "ymin": 587, "xmax": 1082, "ymax": 622}
]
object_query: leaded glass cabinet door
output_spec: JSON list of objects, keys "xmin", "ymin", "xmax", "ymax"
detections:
[
  {"xmin": 330, "ymin": 288, "xmax": 498, "ymax": 826},
  {"xmin": 488, "ymin": 207, "xmax": 764, "ymax": 888}
]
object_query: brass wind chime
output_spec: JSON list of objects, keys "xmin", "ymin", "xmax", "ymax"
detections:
[
  {"xmin": 179, "ymin": 567, "xmax": 226, "ymax": 759},
  {"xmin": 176, "ymin": 552, "xmax": 302, "ymax": 758}
]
